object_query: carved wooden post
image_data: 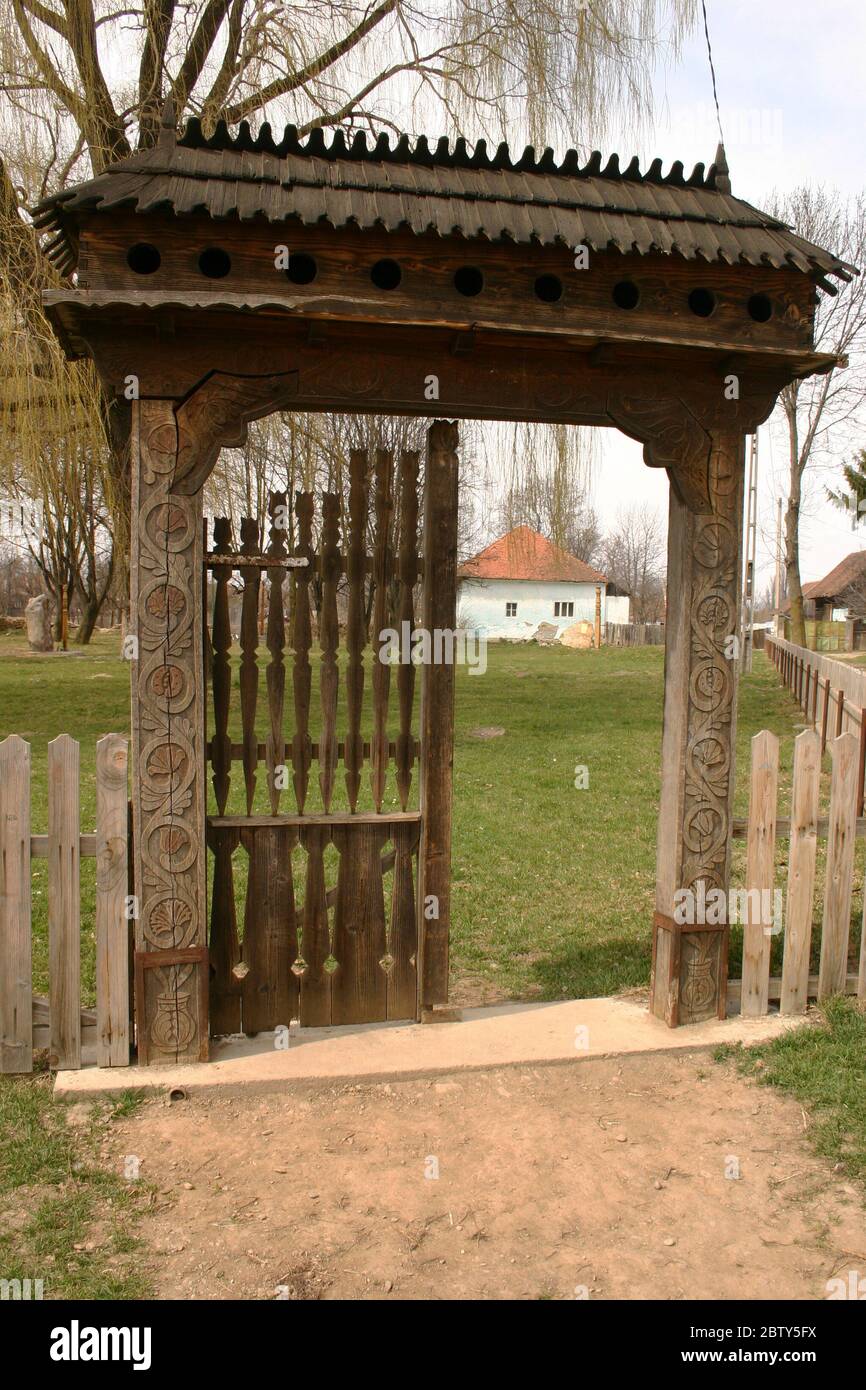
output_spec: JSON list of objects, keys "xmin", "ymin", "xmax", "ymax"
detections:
[
  {"xmin": 417, "ymin": 420, "xmax": 460, "ymax": 1012},
  {"xmin": 652, "ymin": 429, "xmax": 745, "ymax": 1025},
  {"xmin": 130, "ymin": 399, "xmax": 208, "ymax": 1064}
]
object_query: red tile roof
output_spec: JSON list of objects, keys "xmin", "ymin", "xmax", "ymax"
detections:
[{"xmin": 458, "ymin": 526, "xmax": 607, "ymax": 584}]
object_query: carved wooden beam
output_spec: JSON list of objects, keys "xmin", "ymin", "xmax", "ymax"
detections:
[
  {"xmin": 607, "ymin": 377, "xmax": 785, "ymax": 513},
  {"xmin": 171, "ymin": 371, "xmax": 299, "ymax": 495}
]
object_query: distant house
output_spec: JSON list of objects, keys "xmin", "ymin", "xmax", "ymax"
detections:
[
  {"xmin": 457, "ymin": 525, "xmax": 629, "ymax": 641},
  {"xmin": 796, "ymin": 551, "xmax": 866, "ymax": 621}
]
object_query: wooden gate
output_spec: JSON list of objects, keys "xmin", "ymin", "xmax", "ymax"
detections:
[{"xmin": 203, "ymin": 434, "xmax": 457, "ymax": 1032}]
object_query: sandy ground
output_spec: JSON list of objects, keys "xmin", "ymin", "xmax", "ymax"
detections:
[{"xmin": 100, "ymin": 1050, "xmax": 866, "ymax": 1301}]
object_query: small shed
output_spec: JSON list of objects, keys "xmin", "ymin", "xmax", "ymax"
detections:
[{"xmin": 458, "ymin": 525, "xmax": 625, "ymax": 639}]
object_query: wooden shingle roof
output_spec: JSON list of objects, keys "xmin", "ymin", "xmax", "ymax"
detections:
[{"xmin": 32, "ymin": 116, "xmax": 855, "ymax": 284}]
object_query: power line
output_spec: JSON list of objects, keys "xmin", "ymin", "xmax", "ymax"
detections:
[{"xmin": 701, "ymin": 0, "xmax": 725, "ymax": 146}]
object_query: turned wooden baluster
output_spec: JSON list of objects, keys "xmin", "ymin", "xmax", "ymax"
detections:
[
  {"xmin": 370, "ymin": 449, "xmax": 394, "ymax": 812},
  {"xmin": 265, "ymin": 492, "xmax": 287, "ymax": 814},
  {"xmin": 395, "ymin": 450, "xmax": 420, "ymax": 810},
  {"xmin": 318, "ymin": 493, "xmax": 341, "ymax": 813},
  {"xmin": 211, "ymin": 516, "xmax": 233, "ymax": 814},
  {"xmin": 239, "ymin": 516, "xmax": 260, "ymax": 814},
  {"xmin": 292, "ymin": 491, "xmax": 314, "ymax": 813},
  {"xmin": 344, "ymin": 449, "xmax": 368, "ymax": 812}
]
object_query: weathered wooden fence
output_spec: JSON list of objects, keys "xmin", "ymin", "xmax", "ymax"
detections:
[
  {"xmin": 605, "ymin": 621, "xmax": 664, "ymax": 647},
  {"xmin": 727, "ymin": 728, "xmax": 866, "ymax": 1015},
  {"xmin": 0, "ymin": 734, "xmax": 130, "ymax": 1073},
  {"xmin": 766, "ymin": 633, "xmax": 866, "ymax": 813}
]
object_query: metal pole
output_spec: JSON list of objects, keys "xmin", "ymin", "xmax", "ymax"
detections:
[{"xmin": 773, "ymin": 495, "xmax": 783, "ymax": 637}]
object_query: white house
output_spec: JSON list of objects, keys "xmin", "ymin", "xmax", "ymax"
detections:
[{"xmin": 457, "ymin": 525, "xmax": 629, "ymax": 641}]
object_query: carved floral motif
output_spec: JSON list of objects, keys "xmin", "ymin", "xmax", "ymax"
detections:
[{"xmin": 132, "ymin": 399, "xmax": 206, "ymax": 1060}]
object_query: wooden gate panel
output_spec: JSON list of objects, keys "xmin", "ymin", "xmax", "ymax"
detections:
[
  {"xmin": 205, "ymin": 429, "xmax": 455, "ymax": 1035},
  {"xmin": 298, "ymin": 825, "xmax": 333, "ymax": 1026},
  {"xmin": 388, "ymin": 822, "xmax": 421, "ymax": 1020},
  {"xmin": 240, "ymin": 825, "xmax": 299, "ymax": 1032},
  {"xmin": 207, "ymin": 825, "xmax": 241, "ymax": 1035},
  {"xmin": 331, "ymin": 824, "xmax": 389, "ymax": 1024}
]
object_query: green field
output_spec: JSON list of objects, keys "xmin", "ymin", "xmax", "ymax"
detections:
[{"xmin": 4, "ymin": 627, "xmax": 855, "ymax": 1007}]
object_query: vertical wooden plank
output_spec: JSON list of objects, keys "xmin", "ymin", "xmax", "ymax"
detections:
[
  {"xmin": 417, "ymin": 422, "xmax": 459, "ymax": 1010},
  {"xmin": 207, "ymin": 825, "xmax": 241, "ymax": 1035},
  {"xmin": 740, "ymin": 730, "xmax": 779, "ymax": 1018},
  {"xmin": 780, "ymin": 730, "xmax": 819, "ymax": 1015},
  {"xmin": 344, "ymin": 450, "xmax": 368, "ymax": 812},
  {"xmin": 819, "ymin": 731, "xmax": 858, "ymax": 999},
  {"xmin": 387, "ymin": 821, "xmax": 420, "ymax": 1020},
  {"xmin": 821, "ymin": 678, "xmax": 830, "ymax": 754},
  {"xmin": 0, "ymin": 736, "xmax": 32, "ymax": 1073},
  {"xmin": 859, "ymin": 885, "xmax": 866, "ymax": 1002},
  {"xmin": 211, "ymin": 517, "xmax": 233, "ymax": 814},
  {"xmin": 318, "ymin": 493, "xmax": 341, "ymax": 813},
  {"xmin": 370, "ymin": 449, "xmax": 394, "ymax": 812},
  {"xmin": 297, "ymin": 825, "xmax": 332, "ymax": 1026},
  {"xmin": 240, "ymin": 827, "xmax": 299, "ymax": 1032},
  {"xmin": 836, "ymin": 689, "xmax": 845, "ymax": 740},
  {"xmin": 95, "ymin": 734, "xmax": 130, "ymax": 1066},
  {"xmin": 858, "ymin": 707, "xmax": 866, "ymax": 816},
  {"xmin": 292, "ymin": 492, "xmax": 314, "ymax": 813},
  {"xmin": 395, "ymin": 450, "xmax": 420, "ymax": 810},
  {"xmin": 48, "ymin": 733, "xmax": 80, "ymax": 1070},
  {"xmin": 239, "ymin": 517, "xmax": 261, "ymax": 814},
  {"xmin": 331, "ymin": 824, "xmax": 389, "ymax": 1024},
  {"xmin": 265, "ymin": 492, "xmax": 287, "ymax": 814}
]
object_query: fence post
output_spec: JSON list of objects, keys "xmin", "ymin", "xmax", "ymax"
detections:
[
  {"xmin": 821, "ymin": 678, "xmax": 830, "ymax": 754},
  {"xmin": 819, "ymin": 732, "xmax": 858, "ymax": 999},
  {"xmin": 48, "ymin": 734, "xmax": 81, "ymax": 1070},
  {"xmin": 780, "ymin": 730, "xmax": 820, "ymax": 1015},
  {"xmin": 96, "ymin": 735, "xmax": 131, "ymax": 1067},
  {"xmin": 0, "ymin": 736, "xmax": 32, "ymax": 1074},
  {"xmin": 741, "ymin": 730, "xmax": 779, "ymax": 1017}
]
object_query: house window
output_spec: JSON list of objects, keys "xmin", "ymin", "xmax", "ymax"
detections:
[
  {"xmin": 554, "ymin": 601, "xmax": 574, "ymax": 618},
  {"xmin": 505, "ymin": 602, "xmax": 517, "ymax": 617}
]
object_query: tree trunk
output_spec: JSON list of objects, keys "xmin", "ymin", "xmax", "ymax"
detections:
[{"xmin": 784, "ymin": 399, "xmax": 806, "ymax": 647}]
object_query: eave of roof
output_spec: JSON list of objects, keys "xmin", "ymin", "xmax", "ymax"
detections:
[{"xmin": 31, "ymin": 114, "xmax": 857, "ymax": 286}]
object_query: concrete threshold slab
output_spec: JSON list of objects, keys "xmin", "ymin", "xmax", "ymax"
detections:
[{"xmin": 53, "ymin": 996, "xmax": 809, "ymax": 1100}]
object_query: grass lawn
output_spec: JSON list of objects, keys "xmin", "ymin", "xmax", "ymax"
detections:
[
  {"xmin": 0, "ymin": 1073, "xmax": 151, "ymax": 1299},
  {"xmin": 4, "ymin": 626, "xmax": 856, "ymax": 1006},
  {"xmin": 716, "ymin": 998, "xmax": 866, "ymax": 1192}
]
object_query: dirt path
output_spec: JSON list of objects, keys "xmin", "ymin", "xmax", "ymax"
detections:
[{"xmin": 105, "ymin": 1051, "xmax": 866, "ymax": 1300}]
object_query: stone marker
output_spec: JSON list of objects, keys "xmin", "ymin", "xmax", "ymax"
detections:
[{"xmin": 25, "ymin": 594, "xmax": 54, "ymax": 651}]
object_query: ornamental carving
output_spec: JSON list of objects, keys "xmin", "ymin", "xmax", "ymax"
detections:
[{"xmin": 132, "ymin": 399, "xmax": 207, "ymax": 1060}]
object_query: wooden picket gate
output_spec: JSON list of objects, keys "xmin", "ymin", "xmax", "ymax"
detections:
[
  {"xmin": 727, "ymin": 728, "xmax": 866, "ymax": 1015},
  {"xmin": 204, "ymin": 442, "xmax": 457, "ymax": 1033},
  {"xmin": 0, "ymin": 733, "xmax": 131, "ymax": 1073}
]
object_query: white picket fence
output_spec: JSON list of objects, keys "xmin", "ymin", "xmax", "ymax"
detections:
[{"xmin": 0, "ymin": 734, "xmax": 131, "ymax": 1073}]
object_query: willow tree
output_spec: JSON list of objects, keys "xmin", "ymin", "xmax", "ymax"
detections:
[
  {"xmin": 0, "ymin": 151, "xmax": 113, "ymax": 640},
  {"xmin": 1, "ymin": 0, "xmax": 700, "ymax": 589}
]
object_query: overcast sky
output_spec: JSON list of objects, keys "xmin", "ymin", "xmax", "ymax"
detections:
[{"xmin": 592, "ymin": 0, "xmax": 865, "ymax": 595}]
